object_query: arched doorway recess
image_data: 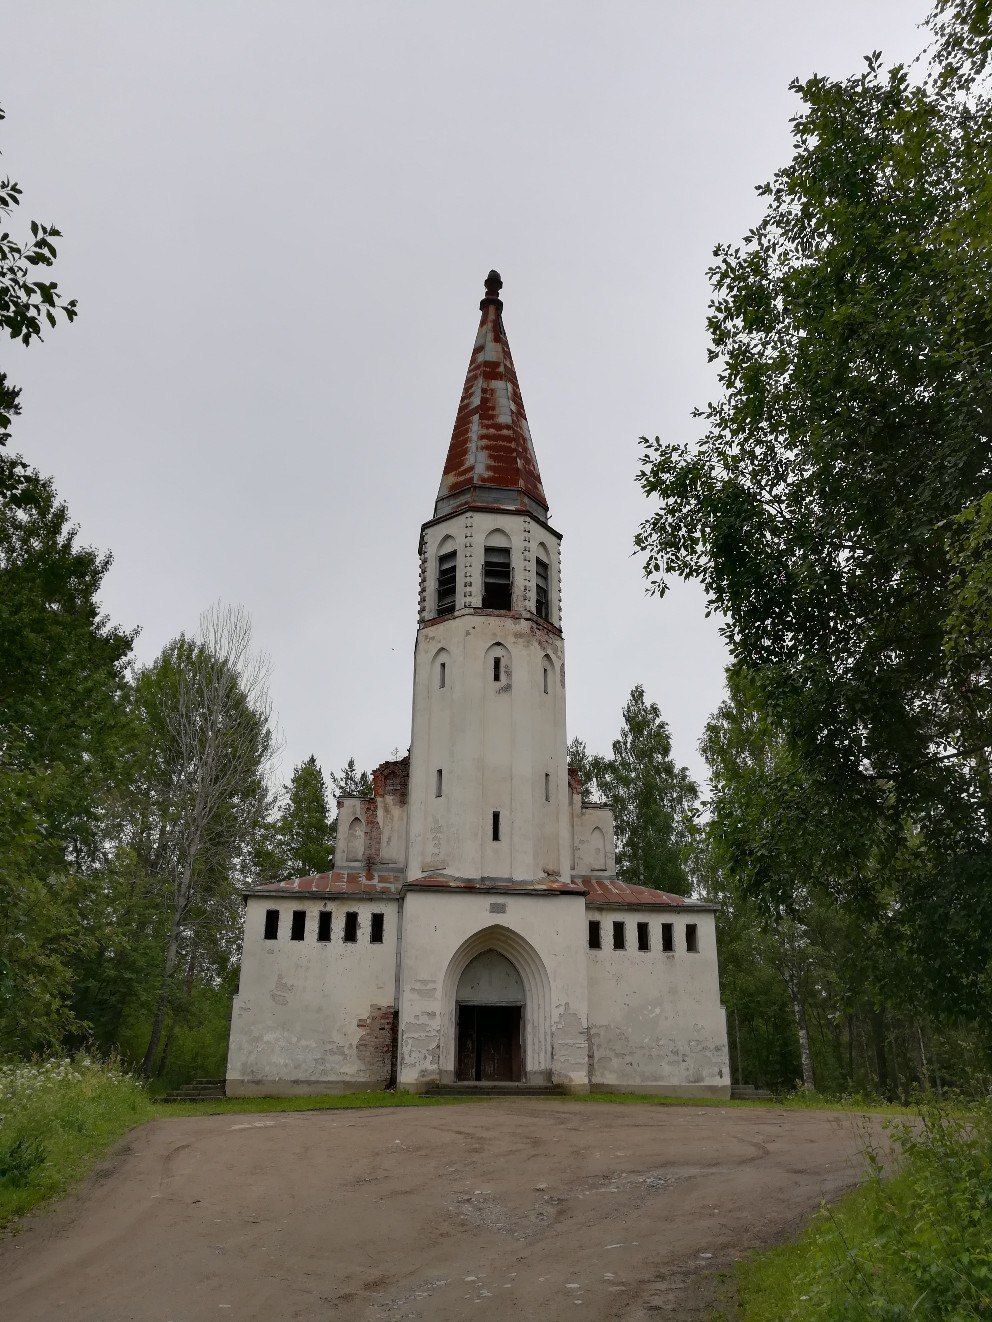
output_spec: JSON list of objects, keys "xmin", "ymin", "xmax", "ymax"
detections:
[
  {"xmin": 440, "ymin": 925, "xmax": 553, "ymax": 1084},
  {"xmin": 455, "ymin": 950, "xmax": 524, "ymax": 1081}
]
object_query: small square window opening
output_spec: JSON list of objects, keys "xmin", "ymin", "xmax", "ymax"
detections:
[
  {"xmin": 588, "ymin": 919, "xmax": 602, "ymax": 950},
  {"xmin": 264, "ymin": 909, "xmax": 279, "ymax": 940},
  {"xmin": 613, "ymin": 920, "xmax": 626, "ymax": 950},
  {"xmin": 661, "ymin": 922, "xmax": 674, "ymax": 953},
  {"xmin": 637, "ymin": 921, "xmax": 650, "ymax": 951},
  {"xmin": 370, "ymin": 912, "xmax": 385, "ymax": 944},
  {"xmin": 317, "ymin": 911, "xmax": 332, "ymax": 942},
  {"xmin": 290, "ymin": 910, "xmax": 306, "ymax": 941},
  {"xmin": 492, "ymin": 810, "xmax": 501, "ymax": 841},
  {"xmin": 344, "ymin": 911, "xmax": 359, "ymax": 943},
  {"xmin": 686, "ymin": 923, "xmax": 699, "ymax": 953}
]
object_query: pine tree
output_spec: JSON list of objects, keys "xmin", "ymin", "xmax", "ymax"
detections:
[
  {"xmin": 278, "ymin": 756, "xmax": 335, "ymax": 877},
  {"xmin": 594, "ymin": 686, "xmax": 697, "ymax": 895}
]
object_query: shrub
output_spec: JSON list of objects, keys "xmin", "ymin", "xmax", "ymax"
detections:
[{"xmin": 737, "ymin": 1098, "xmax": 992, "ymax": 1319}]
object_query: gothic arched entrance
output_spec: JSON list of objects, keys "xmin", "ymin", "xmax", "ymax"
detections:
[
  {"xmin": 455, "ymin": 950, "xmax": 524, "ymax": 1082},
  {"xmin": 439, "ymin": 924, "xmax": 553, "ymax": 1085}
]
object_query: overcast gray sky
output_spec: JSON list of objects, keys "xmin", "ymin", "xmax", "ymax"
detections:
[{"xmin": 5, "ymin": 1, "xmax": 929, "ymax": 794}]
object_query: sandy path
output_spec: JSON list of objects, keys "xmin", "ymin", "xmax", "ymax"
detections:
[{"xmin": 0, "ymin": 1101, "xmax": 878, "ymax": 1321}]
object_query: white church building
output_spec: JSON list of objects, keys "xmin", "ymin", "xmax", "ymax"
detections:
[{"xmin": 226, "ymin": 272, "xmax": 731, "ymax": 1098}]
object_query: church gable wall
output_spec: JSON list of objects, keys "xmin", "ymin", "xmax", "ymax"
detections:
[
  {"xmin": 396, "ymin": 890, "xmax": 589, "ymax": 1091},
  {"xmin": 226, "ymin": 896, "xmax": 398, "ymax": 1096},
  {"xmin": 586, "ymin": 908, "xmax": 730, "ymax": 1097}
]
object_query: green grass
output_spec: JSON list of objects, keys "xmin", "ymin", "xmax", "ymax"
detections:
[
  {"xmin": 150, "ymin": 1089, "xmax": 466, "ymax": 1118},
  {"xmin": 727, "ymin": 1100, "xmax": 992, "ymax": 1320},
  {"xmin": 0, "ymin": 1055, "xmax": 153, "ymax": 1231},
  {"xmin": 152, "ymin": 1086, "xmax": 919, "ymax": 1120}
]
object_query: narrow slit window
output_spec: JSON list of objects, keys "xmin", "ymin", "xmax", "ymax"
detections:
[
  {"xmin": 661, "ymin": 922, "xmax": 674, "ymax": 953},
  {"xmin": 435, "ymin": 768, "xmax": 443, "ymax": 798},
  {"xmin": 370, "ymin": 912, "xmax": 385, "ymax": 944},
  {"xmin": 264, "ymin": 909, "xmax": 279, "ymax": 940},
  {"xmin": 290, "ymin": 909, "xmax": 306, "ymax": 941},
  {"xmin": 535, "ymin": 557, "xmax": 549, "ymax": 619},
  {"xmin": 493, "ymin": 655, "xmax": 501, "ymax": 682},
  {"xmin": 613, "ymin": 920, "xmax": 626, "ymax": 950},
  {"xmin": 436, "ymin": 549, "xmax": 457, "ymax": 615},
  {"xmin": 317, "ymin": 911, "xmax": 332, "ymax": 942},
  {"xmin": 686, "ymin": 923, "xmax": 699, "ymax": 953},
  {"xmin": 483, "ymin": 545, "xmax": 512, "ymax": 609},
  {"xmin": 439, "ymin": 661, "xmax": 446, "ymax": 689},
  {"xmin": 543, "ymin": 666, "xmax": 549, "ymax": 694},
  {"xmin": 637, "ymin": 921, "xmax": 650, "ymax": 951},
  {"xmin": 492, "ymin": 810, "xmax": 501, "ymax": 841},
  {"xmin": 344, "ymin": 911, "xmax": 359, "ymax": 943},
  {"xmin": 588, "ymin": 919, "xmax": 602, "ymax": 950},
  {"xmin": 545, "ymin": 772, "xmax": 551, "ymax": 802}
]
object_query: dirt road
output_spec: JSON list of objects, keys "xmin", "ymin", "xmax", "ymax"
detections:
[{"xmin": 0, "ymin": 1101, "xmax": 879, "ymax": 1321}]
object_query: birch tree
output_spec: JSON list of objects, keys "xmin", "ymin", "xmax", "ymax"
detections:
[{"xmin": 137, "ymin": 605, "xmax": 276, "ymax": 1076}]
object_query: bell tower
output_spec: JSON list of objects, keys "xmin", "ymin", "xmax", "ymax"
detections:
[{"xmin": 406, "ymin": 272, "xmax": 570, "ymax": 883}]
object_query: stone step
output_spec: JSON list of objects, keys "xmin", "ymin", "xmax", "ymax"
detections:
[
  {"xmin": 425, "ymin": 1083, "xmax": 568, "ymax": 1098},
  {"xmin": 730, "ymin": 1084, "xmax": 774, "ymax": 1100},
  {"xmin": 160, "ymin": 1084, "xmax": 227, "ymax": 1102}
]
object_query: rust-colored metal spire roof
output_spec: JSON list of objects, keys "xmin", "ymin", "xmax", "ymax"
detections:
[{"xmin": 434, "ymin": 271, "xmax": 548, "ymax": 519}]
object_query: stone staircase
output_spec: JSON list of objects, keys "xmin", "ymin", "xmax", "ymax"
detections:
[
  {"xmin": 161, "ymin": 1077, "xmax": 227, "ymax": 1103},
  {"xmin": 424, "ymin": 1082, "xmax": 568, "ymax": 1098},
  {"xmin": 730, "ymin": 1083, "xmax": 774, "ymax": 1101}
]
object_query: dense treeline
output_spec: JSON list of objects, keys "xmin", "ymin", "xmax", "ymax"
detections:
[
  {"xmin": 0, "ymin": 455, "xmax": 361, "ymax": 1084},
  {"xmin": 635, "ymin": 0, "xmax": 992, "ymax": 1096}
]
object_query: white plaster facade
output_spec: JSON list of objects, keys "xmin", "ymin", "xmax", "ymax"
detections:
[{"xmin": 226, "ymin": 272, "xmax": 731, "ymax": 1099}]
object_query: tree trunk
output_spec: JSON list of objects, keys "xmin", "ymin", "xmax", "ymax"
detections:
[
  {"xmin": 914, "ymin": 1019, "xmax": 931, "ymax": 1094},
  {"xmin": 786, "ymin": 975, "xmax": 815, "ymax": 1091},
  {"xmin": 141, "ymin": 911, "xmax": 182, "ymax": 1076},
  {"xmin": 871, "ymin": 1008, "xmax": 890, "ymax": 1097}
]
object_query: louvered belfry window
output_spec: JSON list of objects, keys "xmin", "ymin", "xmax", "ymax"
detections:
[
  {"xmin": 483, "ymin": 546, "xmax": 512, "ymax": 609},
  {"xmin": 437, "ymin": 549, "xmax": 457, "ymax": 615},
  {"xmin": 535, "ymin": 557, "xmax": 550, "ymax": 619}
]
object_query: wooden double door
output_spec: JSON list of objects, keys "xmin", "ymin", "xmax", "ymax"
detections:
[{"xmin": 456, "ymin": 1004, "xmax": 523, "ymax": 1082}]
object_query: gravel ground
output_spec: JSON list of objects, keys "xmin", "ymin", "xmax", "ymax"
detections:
[{"xmin": 0, "ymin": 1100, "xmax": 882, "ymax": 1321}]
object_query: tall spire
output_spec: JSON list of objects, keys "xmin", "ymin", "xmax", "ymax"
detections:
[{"xmin": 434, "ymin": 271, "xmax": 548, "ymax": 519}]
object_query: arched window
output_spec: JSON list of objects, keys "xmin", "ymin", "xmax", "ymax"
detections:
[
  {"xmin": 436, "ymin": 535, "xmax": 457, "ymax": 616},
  {"xmin": 535, "ymin": 542, "xmax": 551, "ymax": 620},
  {"xmin": 483, "ymin": 530, "xmax": 512, "ymax": 610},
  {"xmin": 345, "ymin": 816, "xmax": 364, "ymax": 862},
  {"xmin": 590, "ymin": 826, "xmax": 607, "ymax": 871},
  {"xmin": 433, "ymin": 647, "xmax": 450, "ymax": 691}
]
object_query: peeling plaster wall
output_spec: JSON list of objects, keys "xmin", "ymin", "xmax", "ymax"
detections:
[
  {"xmin": 226, "ymin": 897, "xmax": 398, "ymax": 1096},
  {"xmin": 335, "ymin": 791, "xmax": 408, "ymax": 869},
  {"xmin": 570, "ymin": 796, "xmax": 616, "ymax": 875},
  {"xmin": 396, "ymin": 890, "xmax": 589, "ymax": 1091},
  {"xmin": 407, "ymin": 609, "xmax": 571, "ymax": 884},
  {"xmin": 586, "ymin": 908, "xmax": 731, "ymax": 1098}
]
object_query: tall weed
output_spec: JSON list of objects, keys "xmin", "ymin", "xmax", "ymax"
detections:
[
  {"xmin": 736, "ymin": 1098, "xmax": 992, "ymax": 1319},
  {"xmin": 0, "ymin": 1054, "xmax": 152, "ymax": 1228}
]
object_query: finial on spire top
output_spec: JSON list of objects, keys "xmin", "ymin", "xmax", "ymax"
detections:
[{"xmin": 480, "ymin": 269, "xmax": 504, "ymax": 311}]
